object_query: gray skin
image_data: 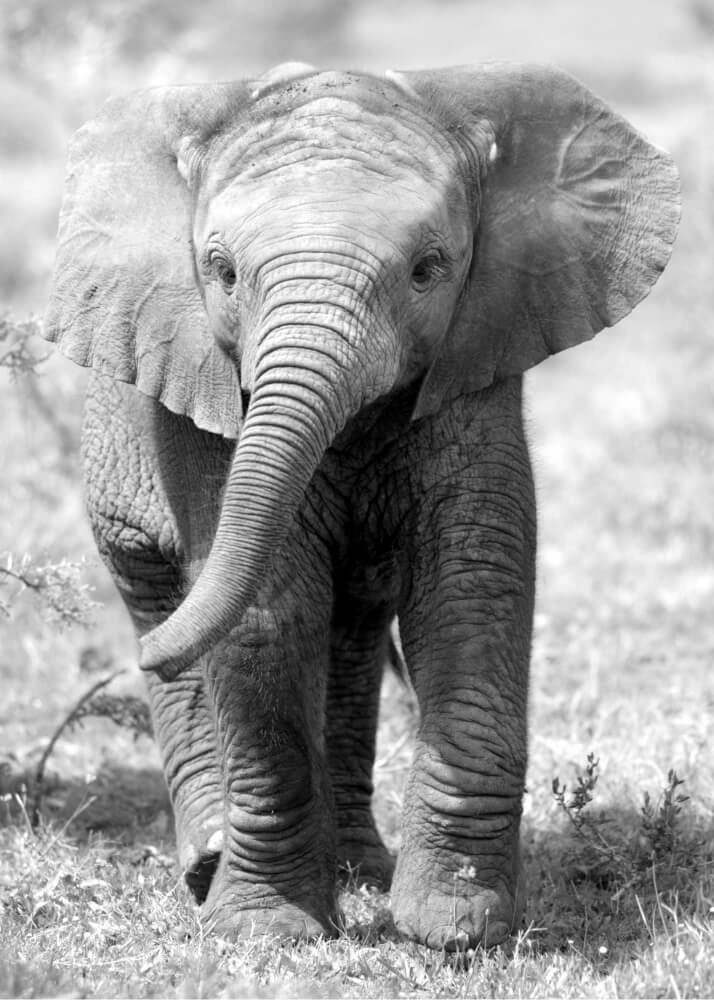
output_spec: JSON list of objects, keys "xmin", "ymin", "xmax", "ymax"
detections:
[{"xmin": 45, "ymin": 63, "xmax": 679, "ymax": 948}]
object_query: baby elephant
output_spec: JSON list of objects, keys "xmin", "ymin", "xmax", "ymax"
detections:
[{"xmin": 44, "ymin": 62, "xmax": 679, "ymax": 948}]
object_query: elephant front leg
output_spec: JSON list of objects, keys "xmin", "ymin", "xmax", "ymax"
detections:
[
  {"xmin": 100, "ymin": 590, "xmax": 224, "ymax": 904},
  {"xmin": 88, "ymin": 503, "xmax": 225, "ymax": 905},
  {"xmin": 201, "ymin": 572, "xmax": 338, "ymax": 941},
  {"xmin": 83, "ymin": 380, "xmax": 232, "ymax": 904},
  {"xmin": 143, "ymin": 664, "xmax": 223, "ymax": 902},
  {"xmin": 327, "ymin": 603, "xmax": 395, "ymax": 890},
  {"xmin": 392, "ymin": 446, "xmax": 536, "ymax": 949}
]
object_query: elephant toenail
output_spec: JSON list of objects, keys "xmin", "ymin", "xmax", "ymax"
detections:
[{"xmin": 206, "ymin": 829, "xmax": 224, "ymax": 853}]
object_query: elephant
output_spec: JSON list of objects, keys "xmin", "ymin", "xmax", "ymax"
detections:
[{"xmin": 43, "ymin": 62, "xmax": 679, "ymax": 949}]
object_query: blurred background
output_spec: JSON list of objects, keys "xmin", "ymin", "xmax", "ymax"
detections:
[
  {"xmin": 0, "ymin": 0, "xmax": 712, "ymax": 832},
  {"xmin": 2, "ymin": 0, "xmax": 713, "ymax": 313}
]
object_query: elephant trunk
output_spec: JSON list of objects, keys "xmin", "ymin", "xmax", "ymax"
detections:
[{"xmin": 138, "ymin": 324, "xmax": 372, "ymax": 679}]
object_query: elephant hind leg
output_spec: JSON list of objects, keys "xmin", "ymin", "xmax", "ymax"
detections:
[{"xmin": 327, "ymin": 603, "xmax": 397, "ymax": 891}]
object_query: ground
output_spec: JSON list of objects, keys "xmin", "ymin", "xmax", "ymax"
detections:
[{"xmin": 1, "ymin": 1, "xmax": 713, "ymax": 996}]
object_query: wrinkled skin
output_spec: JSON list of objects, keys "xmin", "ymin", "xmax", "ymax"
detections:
[{"xmin": 45, "ymin": 63, "xmax": 679, "ymax": 948}]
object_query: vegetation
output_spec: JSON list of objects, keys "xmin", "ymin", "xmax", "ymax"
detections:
[{"xmin": 1, "ymin": 0, "xmax": 713, "ymax": 996}]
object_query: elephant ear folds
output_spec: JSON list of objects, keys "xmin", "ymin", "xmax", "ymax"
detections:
[
  {"xmin": 44, "ymin": 83, "xmax": 251, "ymax": 439},
  {"xmin": 405, "ymin": 64, "xmax": 681, "ymax": 418}
]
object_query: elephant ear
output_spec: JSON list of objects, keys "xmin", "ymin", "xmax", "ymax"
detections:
[
  {"xmin": 403, "ymin": 64, "xmax": 680, "ymax": 418},
  {"xmin": 44, "ymin": 82, "xmax": 252, "ymax": 438}
]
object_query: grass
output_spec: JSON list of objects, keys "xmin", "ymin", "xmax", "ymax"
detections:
[
  {"xmin": 1, "ymin": 758, "xmax": 712, "ymax": 997},
  {"xmin": 2, "ymin": 0, "xmax": 714, "ymax": 995}
]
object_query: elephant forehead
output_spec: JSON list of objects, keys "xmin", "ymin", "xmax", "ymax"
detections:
[
  {"xmin": 201, "ymin": 168, "xmax": 468, "ymax": 265},
  {"xmin": 205, "ymin": 96, "xmax": 457, "ymax": 193}
]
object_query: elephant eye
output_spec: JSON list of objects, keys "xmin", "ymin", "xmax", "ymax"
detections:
[
  {"xmin": 411, "ymin": 249, "xmax": 447, "ymax": 291},
  {"xmin": 207, "ymin": 248, "xmax": 237, "ymax": 292}
]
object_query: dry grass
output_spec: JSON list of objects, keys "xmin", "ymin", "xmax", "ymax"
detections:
[{"xmin": 1, "ymin": 0, "xmax": 713, "ymax": 996}]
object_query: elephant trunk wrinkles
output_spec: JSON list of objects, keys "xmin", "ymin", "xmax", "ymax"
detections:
[{"xmin": 138, "ymin": 325, "xmax": 369, "ymax": 678}]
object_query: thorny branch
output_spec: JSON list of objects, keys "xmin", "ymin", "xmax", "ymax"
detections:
[{"xmin": 0, "ymin": 556, "xmax": 98, "ymax": 626}]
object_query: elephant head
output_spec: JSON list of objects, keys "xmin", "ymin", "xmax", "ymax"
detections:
[{"xmin": 44, "ymin": 63, "xmax": 679, "ymax": 678}]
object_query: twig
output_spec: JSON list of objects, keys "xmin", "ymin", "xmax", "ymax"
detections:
[
  {"xmin": 31, "ymin": 670, "xmax": 125, "ymax": 827},
  {"xmin": 0, "ymin": 565, "xmax": 44, "ymax": 591}
]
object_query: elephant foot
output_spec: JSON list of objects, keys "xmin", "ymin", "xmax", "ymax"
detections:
[
  {"xmin": 179, "ymin": 822, "xmax": 224, "ymax": 904},
  {"xmin": 337, "ymin": 828, "xmax": 395, "ymax": 890},
  {"xmin": 202, "ymin": 890, "xmax": 338, "ymax": 943},
  {"xmin": 199, "ymin": 841, "xmax": 339, "ymax": 943},
  {"xmin": 390, "ymin": 850, "xmax": 525, "ymax": 950}
]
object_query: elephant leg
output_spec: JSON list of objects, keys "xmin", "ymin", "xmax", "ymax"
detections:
[
  {"xmin": 326, "ymin": 604, "xmax": 395, "ymax": 890},
  {"xmin": 199, "ymin": 540, "xmax": 339, "ymax": 941},
  {"xmin": 82, "ymin": 377, "xmax": 229, "ymax": 902},
  {"xmin": 391, "ymin": 384, "xmax": 535, "ymax": 950},
  {"xmin": 142, "ymin": 663, "xmax": 223, "ymax": 902},
  {"xmin": 93, "ymin": 581, "xmax": 225, "ymax": 904}
]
